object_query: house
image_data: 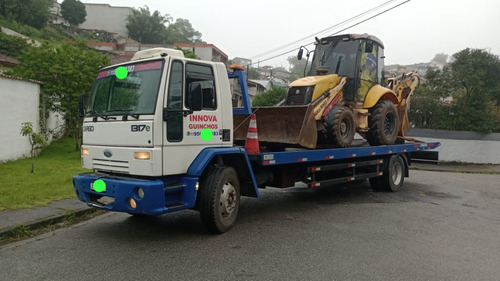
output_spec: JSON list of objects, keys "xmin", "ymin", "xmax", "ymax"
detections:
[
  {"xmin": 174, "ymin": 43, "xmax": 229, "ymax": 66},
  {"xmin": 78, "ymin": 3, "xmax": 133, "ymax": 39},
  {"xmin": 247, "ymin": 79, "xmax": 271, "ymax": 97},
  {"xmin": 232, "ymin": 57, "xmax": 252, "ymax": 67},
  {"xmin": 384, "ymin": 61, "xmax": 446, "ymax": 77},
  {"xmin": 48, "ymin": 0, "xmax": 69, "ymax": 26}
]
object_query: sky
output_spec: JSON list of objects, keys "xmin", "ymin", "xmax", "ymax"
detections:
[{"xmin": 80, "ymin": 0, "xmax": 500, "ymax": 68}]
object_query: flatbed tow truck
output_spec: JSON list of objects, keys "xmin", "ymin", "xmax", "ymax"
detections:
[{"xmin": 73, "ymin": 47, "xmax": 439, "ymax": 233}]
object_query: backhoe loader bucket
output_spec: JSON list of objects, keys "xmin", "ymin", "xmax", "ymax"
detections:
[{"xmin": 233, "ymin": 105, "xmax": 318, "ymax": 149}]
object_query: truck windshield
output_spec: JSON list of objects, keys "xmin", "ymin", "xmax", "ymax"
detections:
[
  {"xmin": 87, "ymin": 60, "xmax": 164, "ymax": 116},
  {"xmin": 309, "ymin": 39, "xmax": 359, "ymax": 78}
]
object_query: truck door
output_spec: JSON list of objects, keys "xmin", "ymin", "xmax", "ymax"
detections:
[{"xmin": 163, "ymin": 60, "xmax": 223, "ymax": 175}]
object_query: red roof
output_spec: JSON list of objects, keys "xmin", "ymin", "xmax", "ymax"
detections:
[
  {"xmin": 0, "ymin": 53, "xmax": 19, "ymax": 67},
  {"xmin": 0, "ymin": 73, "xmax": 43, "ymax": 84},
  {"xmin": 110, "ymin": 52, "xmax": 134, "ymax": 65}
]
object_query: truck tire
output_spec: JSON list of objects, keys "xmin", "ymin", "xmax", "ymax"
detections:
[
  {"xmin": 198, "ymin": 166, "xmax": 240, "ymax": 234},
  {"xmin": 369, "ymin": 155, "xmax": 405, "ymax": 192},
  {"xmin": 367, "ymin": 100, "xmax": 398, "ymax": 145},
  {"xmin": 325, "ymin": 105, "xmax": 355, "ymax": 148}
]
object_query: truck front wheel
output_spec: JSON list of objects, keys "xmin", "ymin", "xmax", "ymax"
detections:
[
  {"xmin": 199, "ymin": 166, "xmax": 240, "ymax": 234},
  {"xmin": 369, "ymin": 155, "xmax": 405, "ymax": 192}
]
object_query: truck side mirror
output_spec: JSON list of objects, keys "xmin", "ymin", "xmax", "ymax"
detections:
[
  {"xmin": 297, "ymin": 48, "xmax": 303, "ymax": 61},
  {"xmin": 188, "ymin": 82, "xmax": 203, "ymax": 111},
  {"xmin": 78, "ymin": 94, "xmax": 86, "ymax": 118}
]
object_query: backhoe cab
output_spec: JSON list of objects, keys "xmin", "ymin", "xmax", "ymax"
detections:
[{"xmin": 286, "ymin": 33, "xmax": 419, "ymax": 148}]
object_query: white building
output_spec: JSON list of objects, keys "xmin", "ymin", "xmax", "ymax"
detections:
[
  {"xmin": 0, "ymin": 74, "xmax": 64, "ymax": 162},
  {"xmin": 78, "ymin": 3, "xmax": 133, "ymax": 39},
  {"xmin": 232, "ymin": 57, "xmax": 252, "ymax": 67},
  {"xmin": 49, "ymin": 0, "xmax": 69, "ymax": 26},
  {"xmin": 174, "ymin": 43, "xmax": 228, "ymax": 65}
]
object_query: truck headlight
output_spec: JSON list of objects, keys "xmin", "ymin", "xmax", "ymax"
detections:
[
  {"xmin": 82, "ymin": 148, "xmax": 89, "ymax": 156},
  {"xmin": 134, "ymin": 152, "xmax": 150, "ymax": 160}
]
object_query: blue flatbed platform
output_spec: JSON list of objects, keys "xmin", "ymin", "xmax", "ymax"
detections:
[{"xmin": 255, "ymin": 142, "xmax": 441, "ymax": 166}]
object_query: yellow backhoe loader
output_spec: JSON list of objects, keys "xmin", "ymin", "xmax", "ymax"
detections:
[{"xmin": 234, "ymin": 33, "xmax": 419, "ymax": 149}]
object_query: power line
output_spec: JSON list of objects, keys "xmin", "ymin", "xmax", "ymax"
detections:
[
  {"xmin": 249, "ymin": 0, "xmax": 399, "ymax": 60},
  {"xmin": 250, "ymin": 0, "xmax": 411, "ymax": 66}
]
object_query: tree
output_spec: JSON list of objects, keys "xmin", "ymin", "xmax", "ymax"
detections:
[
  {"xmin": 287, "ymin": 55, "xmax": 308, "ymax": 81},
  {"xmin": 410, "ymin": 48, "xmax": 500, "ymax": 133},
  {"xmin": 126, "ymin": 6, "xmax": 170, "ymax": 44},
  {"xmin": 0, "ymin": 32, "xmax": 31, "ymax": 57},
  {"xmin": 8, "ymin": 41, "xmax": 111, "ymax": 149},
  {"xmin": 448, "ymin": 48, "xmax": 500, "ymax": 132},
  {"xmin": 252, "ymin": 87, "xmax": 287, "ymax": 106},
  {"xmin": 61, "ymin": 0, "xmax": 87, "ymax": 26},
  {"xmin": 165, "ymin": 18, "xmax": 203, "ymax": 44},
  {"xmin": 176, "ymin": 47, "xmax": 197, "ymax": 59},
  {"xmin": 20, "ymin": 122, "xmax": 46, "ymax": 173},
  {"xmin": 432, "ymin": 53, "xmax": 448, "ymax": 64},
  {"xmin": 246, "ymin": 67, "xmax": 260, "ymax": 79},
  {"xmin": 0, "ymin": 0, "xmax": 50, "ymax": 29}
]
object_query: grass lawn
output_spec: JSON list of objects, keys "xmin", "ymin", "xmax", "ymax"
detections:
[{"xmin": 0, "ymin": 138, "xmax": 88, "ymax": 211}]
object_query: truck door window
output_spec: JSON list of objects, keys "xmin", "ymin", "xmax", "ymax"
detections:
[
  {"xmin": 185, "ymin": 63, "xmax": 217, "ymax": 110},
  {"xmin": 166, "ymin": 61, "xmax": 184, "ymax": 142}
]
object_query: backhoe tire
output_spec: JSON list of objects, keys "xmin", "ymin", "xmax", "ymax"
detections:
[
  {"xmin": 367, "ymin": 100, "xmax": 398, "ymax": 146},
  {"xmin": 325, "ymin": 105, "xmax": 355, "ymax": 148},
  {"xmin": 198, "ymin": 166, "xmax": 240, "ymax": 234}
]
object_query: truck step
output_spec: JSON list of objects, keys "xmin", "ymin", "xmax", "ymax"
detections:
[
  {"xmin": 307, "ymin": 159, "xmax": 383, "ymax": 173},
  {"xmin": 166, "ymin": 203, "xmax": 185, "ymax": 209},
  {"xmin": 308, "ymin": 172, "xmax": 382, "ymax": 188},
  {"xmin": 165, "ymin": 184, "xmax": 184, "ymax": 190},
  {"xmin": 164, "ymin": 184, "xmax": 185, "ymax": 194}
]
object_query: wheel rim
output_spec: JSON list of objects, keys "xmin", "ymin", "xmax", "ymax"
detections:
[
  {"xmin": 219, "ymin": 181, "xmax": 237, "ymax": 220},
  {"xmin": 384, "ymin": 112, "xmax": 396, "ymax": 136},
  {"xmin": 340, "ymin": 118, "xmax": 350, "ymax": 138},
  {"xmin": 392, "ymin": 161, "xmax": 403, "ymax": 186}
]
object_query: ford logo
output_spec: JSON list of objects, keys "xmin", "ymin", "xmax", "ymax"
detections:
[{"xmin": 103, "ymin": 151, "xmax": 112, "ymax": 158}]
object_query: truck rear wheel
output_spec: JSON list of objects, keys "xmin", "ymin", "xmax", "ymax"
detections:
[
  {"xmin": 199, "ymin": 166, "xmax": 240, "ymax": 234},
  {"xmin": 325, "ymin": 105, "xmax": 355, "ymax": 148},
  {"xmin": 369, "ymin": 155, "xmax": 405, "ymax": 192},
  {"xmin": 367, "ymin": 100, "xmax": 398, "ymax": 145}
]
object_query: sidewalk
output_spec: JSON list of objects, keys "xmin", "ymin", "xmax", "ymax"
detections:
[
  {"xmin": 1, "ymin": 163, "xmax": 499, "ymax": 240},
  {"xmin": 0, "ymin": 198, "xmax": 93, "ymax": 240},
  {"xmin": 411, "ymin": 162, "xmax": 500, "ymax": 173}
]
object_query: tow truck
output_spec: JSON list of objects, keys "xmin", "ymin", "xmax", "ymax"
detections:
[{"xmin": 73, "ymin": 47, "xmax": 439, "ymax": 233}]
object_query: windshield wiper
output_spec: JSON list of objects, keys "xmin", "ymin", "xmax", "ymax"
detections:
[
  {"xmin": 321, "ymin": 41, "xmax": 340, "ymax": 66},
  {"xmin": 87, "ymin": 110, "xmax": 116, "ymax": 121},
  {"xmin": 109, "ymin": 109, "xmax": 140, "ymax": 120}
]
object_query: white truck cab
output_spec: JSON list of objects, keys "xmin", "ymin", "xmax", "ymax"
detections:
[{"xmin": 81, "ymin": 48, "xmax": 233, "ymax": 177}]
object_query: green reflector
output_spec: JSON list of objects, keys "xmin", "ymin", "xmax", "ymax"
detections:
[
  {"xmin": 115, "ymin": 66, "xmax": 128, "ymax": 79},
  {"xmin": 93, "ymin": 179, "xmax": 106, "ymax": 193}
]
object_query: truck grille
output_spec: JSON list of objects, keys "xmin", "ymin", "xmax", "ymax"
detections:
[{"xmin": 92, "ymin": 159, "xmax": 129, "ymax": 173}]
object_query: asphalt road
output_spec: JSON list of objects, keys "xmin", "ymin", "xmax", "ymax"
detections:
[{"xmin": 1, "ymin": 170, "xmax": 499, "ymax": 281}]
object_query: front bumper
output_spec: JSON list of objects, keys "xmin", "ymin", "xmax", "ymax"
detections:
[{"xmin": 72, "ymin": 172, "xmax": 198, "ymax": 215}]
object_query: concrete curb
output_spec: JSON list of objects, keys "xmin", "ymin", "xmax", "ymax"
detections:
[{"xmin": 0, "ymin": 208, "xmax": 99, "ymax": 241}]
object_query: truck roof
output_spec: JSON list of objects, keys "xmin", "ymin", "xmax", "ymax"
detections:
[{"xmin": 320, "ymin": 33, "xmax": 384, "ymax": 49}]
